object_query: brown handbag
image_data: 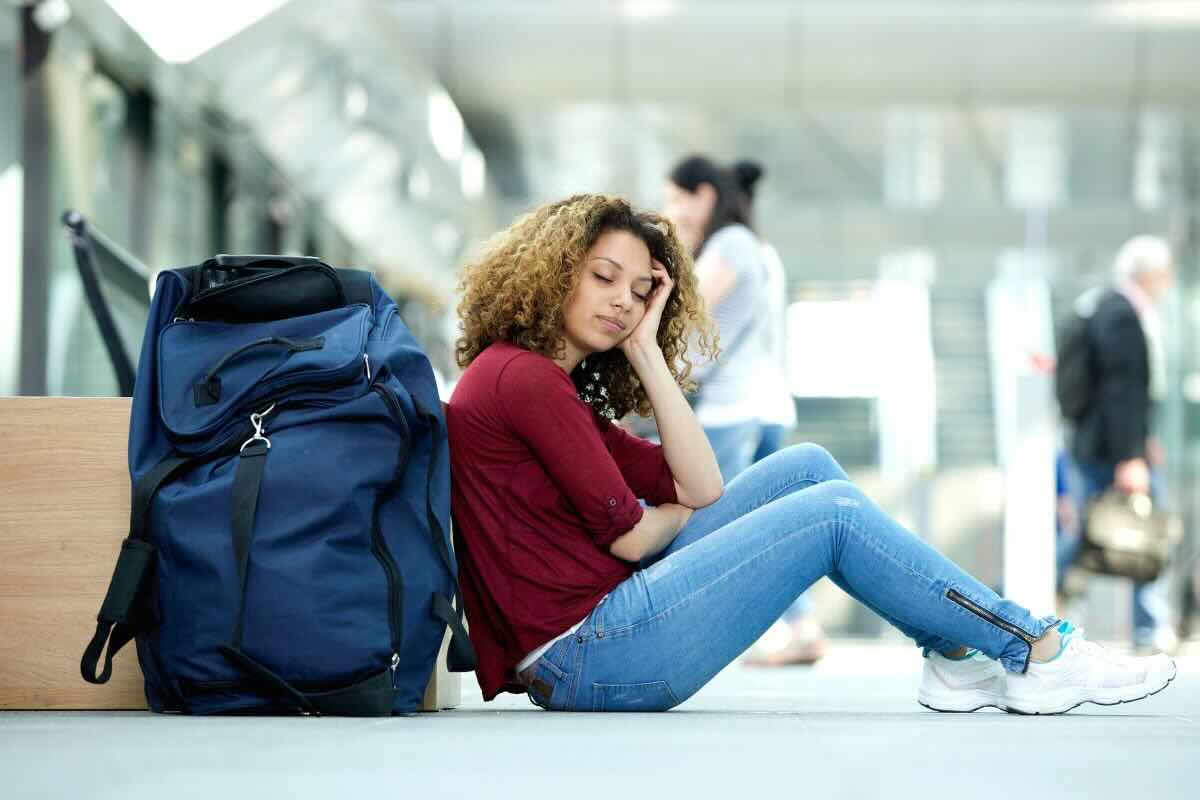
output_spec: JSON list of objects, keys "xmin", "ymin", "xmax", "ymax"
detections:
[{"xmin": 1080, "ymin": 490, "xmax": 1180, "ymax": 583}]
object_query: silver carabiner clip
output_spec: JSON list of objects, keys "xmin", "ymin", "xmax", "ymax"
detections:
[{"xmin": 240, "ymin": 403, "xmax": 277, "ymax": 453}]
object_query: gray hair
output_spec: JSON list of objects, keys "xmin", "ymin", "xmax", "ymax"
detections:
[{"xmin": 1113, "ymin": 235, "xmax": 1172, "ymax": 282}]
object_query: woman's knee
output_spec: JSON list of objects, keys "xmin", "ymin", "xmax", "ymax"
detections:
[
  {"xmin": 785, "ymin": 479, "xmax": 867, "ymax": 521},
  {"xmin": 777, "ymin": 442, "xmax": 848, "ymax": 483}
]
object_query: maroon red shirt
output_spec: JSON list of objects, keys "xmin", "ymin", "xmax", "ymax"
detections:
[{"xmin": 446, "ymin": 342, "xmax": 677, "ymax": 699}]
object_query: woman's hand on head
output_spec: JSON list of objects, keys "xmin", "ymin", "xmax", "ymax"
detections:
[{"xmin": 619, "ymin": 259, "xmax": 673, "ymax": 358}]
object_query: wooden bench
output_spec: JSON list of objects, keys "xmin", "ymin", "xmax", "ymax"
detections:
[{"xmin": 0, "ymin": 397, "xmax": 460, "ymax": 712}]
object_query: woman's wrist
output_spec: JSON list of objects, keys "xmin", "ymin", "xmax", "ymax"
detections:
[{"xmin": 622, "ymin": 339, "xmax": 665, "ymax": 371}]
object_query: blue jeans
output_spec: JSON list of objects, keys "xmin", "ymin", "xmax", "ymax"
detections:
[
  {"xmin": 1064, "ymin": 459, "xmax": 1170, "ymax": 647},
  {"xmin": 753, "ymin": 423, "xmax": 811, "ymax": 619},
  {"xmin": 525, "ymin": 444, "xmax": 1057, "ymax": 711}
]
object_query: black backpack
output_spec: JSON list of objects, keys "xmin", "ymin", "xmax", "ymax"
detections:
[{"xmin": 1054, "ymin": 294, "xmax": 1099, "ymax": 421}]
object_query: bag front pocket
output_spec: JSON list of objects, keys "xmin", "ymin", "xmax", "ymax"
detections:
[{"xmin": 157, "ymin": 303, "xmax": 371, "ymax": 440}]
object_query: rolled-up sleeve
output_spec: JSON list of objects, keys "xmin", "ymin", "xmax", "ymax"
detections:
[
  {"xmin": 600, "ymin": 420, "xmax": 677, "ymax": 507},
  {"xmin": 496, "ymin": 354, "xmax": 644, "ymax": 548}
]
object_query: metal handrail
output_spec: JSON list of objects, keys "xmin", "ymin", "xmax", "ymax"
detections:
[{"xmin": 60, "ymin": 209, "xmax": 152, "ymax": 397}]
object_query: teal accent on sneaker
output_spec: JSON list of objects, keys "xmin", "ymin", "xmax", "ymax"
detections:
[{"xmin": 1042, "ymin": 621, "xmax": 1076, "ymax": 663}]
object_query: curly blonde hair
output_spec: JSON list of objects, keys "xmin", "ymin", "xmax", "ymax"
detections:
[{"xmin": 456, "ymin": 193, "xmax": 718, "ymax": 419}]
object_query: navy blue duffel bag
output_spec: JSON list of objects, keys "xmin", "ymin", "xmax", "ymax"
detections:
[{"xmin": 81, "ymin": 255, "xmax": 475, "ymax": 715}]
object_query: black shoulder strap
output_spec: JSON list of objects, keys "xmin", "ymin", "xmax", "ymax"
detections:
[
  {"xmin": 337, "ymin": 269, "xmax": 374, "ymax": 307},
  {"xmin": 229, "ymin": 440, "xmax": 270, "ymax": 648},
  {"xmin": 82, "ymin": 453, "xmax": 199, "ymax": 684},
  {"xmin": 414, "ymin": 400, "xmax": 477, "ymax": 673}
]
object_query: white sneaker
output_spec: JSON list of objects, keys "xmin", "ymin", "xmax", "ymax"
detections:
[
  {"xmin": 1005, "ymin": 621, "xmax": 1177, "ymax": 715},
  {"xmin": 918, "ymin": 649, "xmax": 1007, "ymax": 712}
]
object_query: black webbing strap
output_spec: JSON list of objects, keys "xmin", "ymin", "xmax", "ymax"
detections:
[
  {"xmin": 219, "ymin": 646, "xmax": 394, "ymax": 717},
  {"xmin": 229, "ymin": 439, "xmax": 270, "ymax": 647},
  {"xmin": 430, "ymin": 593, "xmax": 475, "ymax": 672},
  {"xmin": 82, "ymin": 453, "xmax": 198, "ymax": 684},
  {"xmin": 337, "ymin": 268, "xmax": 373, "ymax": 307},
  {"xmin": 218, "ymin": 645, "xmax": 316, "ymax": 714},
  {"xmin": 414, "ymin": 400, "xmax": 477, "ymax": 673}
]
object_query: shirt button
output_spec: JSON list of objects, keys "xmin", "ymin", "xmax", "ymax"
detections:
[{"xmin": 607, "ymin": 497, "xmax": 617, "ymax": 507}]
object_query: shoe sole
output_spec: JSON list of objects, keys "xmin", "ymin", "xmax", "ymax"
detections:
[
  {"xmin": 917, "ymin": 688, "xmax": 1007, "ymax": 713},
  {"xmin": 1004, "ymin": 662, "xmax": 1178, "ymax": 716}
]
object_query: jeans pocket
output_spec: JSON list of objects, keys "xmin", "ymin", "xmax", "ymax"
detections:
[
  {"xmin": 526, "ymin": 657, "xmax": 569, "ymax": 710},
  {"xmin": 591, "ymin": 681, "xmax": 680, "ymax": 712}
]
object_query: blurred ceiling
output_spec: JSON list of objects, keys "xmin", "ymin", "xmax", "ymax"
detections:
[
  {"xmin": 394, "ymin": 0, "xmax": 1200, "ymax": 110},
  {"xmin": 64, "ymin": 0, "xmax": 1200, "ymax": 288},
  {"xmin": 387, "ymin": 0, "xmax": 1200, "ymax": 281}
]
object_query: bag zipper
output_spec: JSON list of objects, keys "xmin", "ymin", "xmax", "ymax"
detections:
[
  {"xmin": 945, "ymin": 589, "xmax": 1036, "ymax": 646},
  {"xmin": 371, "ymin": 384, "xmax": 414, "ymax": 681},
  {"xmin": 378, "ymin": 307, "xmax": 398, "ymax": 340}
]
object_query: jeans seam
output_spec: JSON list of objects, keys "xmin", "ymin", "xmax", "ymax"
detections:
[
  {"xmin": 763, "ymin": 474, "xmax": 823, "ymax": 505},
  {"xmin": 600, "ymin": 519, "xmax": 840, "ymax": 640},
  {"xmin": 562, "ymin": 634, "xmax": 584, "ymax": 711}
]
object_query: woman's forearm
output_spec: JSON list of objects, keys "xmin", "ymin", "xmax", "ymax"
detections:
[
  {"xmin": 625, "ymin": 341, "xmax": 723, "ymax": 508},
  {"xmin": 609, "ymin": 503, "xmax": 693, "ymax": 562}
]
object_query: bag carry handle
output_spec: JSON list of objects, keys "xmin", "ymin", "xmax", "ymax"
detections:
[
  {"xmin": 194, "ymin": 254, "xmax": 334, "ymax": 294},
  {"xmin": 178, "ymin": 258, "xmax": 373, "ymax": 324},
  {"xmin": 193, "ymin": 336, "xmax": 325, "ymax": 406},
  {"xmin": 212, "ymin": 254, "xmax": 325, "ymax": 269}
]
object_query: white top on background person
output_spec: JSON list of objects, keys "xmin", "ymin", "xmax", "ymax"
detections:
[
  {"xmin": 756, "ymin": 241, "xmax": 797, "ymax": 430},
  {"xmin": 686, "ymin": 223, "xmax": 772, "ymax": 427}
]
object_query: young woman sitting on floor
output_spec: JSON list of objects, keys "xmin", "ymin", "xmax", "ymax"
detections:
[{"xmin": 444, "ymin": 193, "xmax": 1176, "ymax": 714}]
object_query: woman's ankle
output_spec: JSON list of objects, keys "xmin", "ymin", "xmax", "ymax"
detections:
[{"xmin": 1029, "ymin": 622, "xmax": 1072, "ymax": 663}]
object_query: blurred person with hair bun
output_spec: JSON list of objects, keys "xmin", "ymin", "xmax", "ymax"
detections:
[{"xmin": 663, "ymin": 155, "xmax": 771, "ymax": 484}]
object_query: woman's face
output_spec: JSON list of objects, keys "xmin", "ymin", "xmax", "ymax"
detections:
[
  {"xmin": 662, "ymin": 180, "xmax": 714, "ymax": 254},
  {"xmin": 560, "ymin": 228, "xmax": 655, "ymax": 363}
]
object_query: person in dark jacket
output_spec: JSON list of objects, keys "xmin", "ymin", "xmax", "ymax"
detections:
[{"xmin": 1067, "ymin": 235, "xmax": 1176, "ymax": 652}]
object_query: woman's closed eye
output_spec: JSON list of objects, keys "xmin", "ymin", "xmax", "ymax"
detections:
[{"xmin": 594, "ymin": 272, "xmax": 647, "ymax": 302}]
